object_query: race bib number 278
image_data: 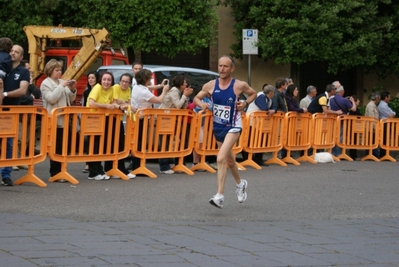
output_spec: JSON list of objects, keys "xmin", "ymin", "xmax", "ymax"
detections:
[{"xmin": 213, "ymin": 104, "xmax": 230, "ymax": 123}]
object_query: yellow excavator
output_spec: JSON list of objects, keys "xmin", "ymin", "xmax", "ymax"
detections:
[{"xmin": 24, "ymin": 25, "xmax": 110, "ymax": 83}]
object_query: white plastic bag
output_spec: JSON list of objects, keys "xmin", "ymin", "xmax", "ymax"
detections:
[{"xmin": 314, "ymin": 152, "xmax": 335, "ymax": 163}]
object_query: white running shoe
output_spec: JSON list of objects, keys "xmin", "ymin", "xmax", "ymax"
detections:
[
  {"xmin": 88, "ymin": 174, "xmax": 104, "ymax": 181},
  {"xmin": 160, "ymin": 170, "xmax": 174, "ymax": 174},
  {"xmin": 127, "ymin": 173, "xmax": 136, "ymax": 179},
  {"xmin": 236, "ymin": 179, "xmax": 248, "ymax": 203},
  {"xmin": 103, "ymin": 174, "xmax": 110, "ymax": 180},
  {"xmin": 209, "ymin": 195, "xmax": 224, "ymax": 208}
]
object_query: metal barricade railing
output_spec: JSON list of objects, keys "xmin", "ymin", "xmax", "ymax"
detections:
[
  {"xmin": 282, "ymin": 112, "xmax": 315, "ymax": 165},
  {"xmin": 0, "ymin": 106, "xmax": 48, "ymax": 187},
  {"xmin": 335, "ymin": 115, "xmax": 380, "ymax": 161},
  {"xmin": 130, "ymin": 108, "xmax": 195, "ymax": 178},
  {"xmin": 312, "ymin": 113, "xmax": 340, "ymax": 161},
  {"xmin": 48, "ymin": 107, "xmax": 131, "ymax": 183},
  {"xmin": 241, "ymin": 111, "xmax": 287, "ymax": 170},
  {"xmin": 191, "ymin": 110, "xmax": 246, "ymax": 172},
  {"xmin": 240, "ymin": 111, "xmax": 286, "ymax": 168},
  {"xmin": 379, "ymin": 118, "xmax": 399, "ymax": 162}
]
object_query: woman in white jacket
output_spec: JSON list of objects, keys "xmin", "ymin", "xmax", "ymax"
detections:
[{"xmin": 40, "ymin": 59, "xmax": 76, "ymax": 181}]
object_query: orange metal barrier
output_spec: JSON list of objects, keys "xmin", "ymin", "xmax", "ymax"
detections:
[
  {"xmin": 191, "ymin": 110, "xmax": 247, "ymax": 172},
  {"xmin": 129, "ymin": 108, "xmax": 195, "ymax": 178},
  {"xmin": 0, "ymin": 106, "xmax": 48, "ymax": 187},
  {"xmin": 311, "ymin": 113, "xmax": 340, "ymax": 161},
  {"xmin": 379, "ymin": 118, "xmax": 399, "ymax": 162},
  {"xmin": 241, "ymin": 111, "xmax": 287, "ymax": 168},
  {"xmin": 335, "ymin": 115, "xmax": 380, "ymax": 162},
  {"xmin": 48, "ymin": 107, "xmax": 131, "ymax": 183},
  {"xmin": 282, "ymin": 112, "xmax": 316, "ymax": 165}
]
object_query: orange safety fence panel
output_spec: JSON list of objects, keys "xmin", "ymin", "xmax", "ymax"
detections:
[
  {"xmin": 129, "ymin": 108, "xmax": 195, "ymax": 178},
  {"xmin": 335, "ymin": 115, "xmax": 380, "ymax": 162},
  {"xmin": 311, "ymin": 113, "xmax": 340, "ymax": 162},
  {"xmin": 379, "ymin": 118, "xmax": 399, "ymax": 162},
  {"xmin": 282, "ymin": 112, "xmax": 316, "ymax": 165},
  {"xmin": 241, "ymin": 111, "xmax": 287, "ymax": 169},
  {"xmin": 191, "ymin": 110, "xmax": 246, "ymax": 173},
  {"xmin": 0, "ymin": 106, "xmax": 48, "ymax": 187},
  {"xmin": 48, "ymin": 106, "xmax": 131, "ymax": 183}
]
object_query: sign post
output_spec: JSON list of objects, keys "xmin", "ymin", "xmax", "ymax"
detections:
[{"xmin": 242, "ymin": 29, "xmax": 258, "ymax": 86}]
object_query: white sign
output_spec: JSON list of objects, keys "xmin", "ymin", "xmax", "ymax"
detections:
[{"xmin": 242, "ymin": 29, "xmax": 258, "ymax": 55}]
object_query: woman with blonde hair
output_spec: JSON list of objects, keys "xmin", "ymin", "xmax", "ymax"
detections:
[{"xmin": 41, "ymin": 59, "xmax": 77, "ymax": 181}]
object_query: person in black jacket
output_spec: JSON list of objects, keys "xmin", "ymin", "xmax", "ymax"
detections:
[
  {"xmin": 81, "ymin": 71, "xmax": 100, "ymax": 173},
  {"xmin": 17, "ymin": 63, "xmax": 41, "ymax": 169}
]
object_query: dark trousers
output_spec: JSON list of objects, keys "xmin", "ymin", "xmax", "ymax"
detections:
[
  {"xmin": 50, "ymin": 128, "xmax": 67, "ymax": 176},
  {"xmin": 131, "ymin": 118, "xmax": 144, "ymax": 171},
  {"xmin": 104, "ymin": 118, "xmax": 129, "ymax": 174}
]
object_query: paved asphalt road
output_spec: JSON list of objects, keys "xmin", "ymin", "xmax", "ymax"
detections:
[{"xmin": 1, "ymin": 155, "xmax": 398, "ymax": 266}]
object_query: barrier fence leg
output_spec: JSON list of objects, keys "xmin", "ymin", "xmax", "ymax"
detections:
[
  {"xmin": 172, "ymin": 157, "xmax": 194, "ymax": 175},
  {"xmin": 282, "ymin": 150, "xmax": 300, "ymax": 166},
  {"xmin": 190, "ymin": 154, "xmax": 216, "ymax": 173},
  {"xmin": 337, "ymin": 148, "xmax": 353, "ymax": 161},
  {"xmin": 48, "ymin": 162, "xmax": 79, "ymax": 184},
  {"xmin": 297, "ymin": 149, "xmax": 317, "ymax": 164},
  {"xmin": 361, "ymin": 149, "xmax": 380, "ymax": 162},
  {"xmin": 131, "ymin": 158, "xmax": 157, "ymax": 178},
  {"xmin": 240, "ymin": 152, "xmax": 262, "ymax": 170},
  {"xmin": 105, "ymin": 159, "xmax": 129, "ymax": 181},
  {"xmin": 379, "ymin": 151, "xmax": 396, "ymax": 162},
  {"xmin": 14, "ymin": 165, "xmax": 47, "ymax": 187},
  {"xmin": 266, "ymin": 151, "xmax": 287, "ymax": 167}
]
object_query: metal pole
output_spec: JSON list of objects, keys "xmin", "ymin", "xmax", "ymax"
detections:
[{"xmin": 248, "ymin": 55, "xmax": 251, "ymax": 86}]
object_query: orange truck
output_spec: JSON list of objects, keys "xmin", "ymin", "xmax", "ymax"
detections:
[{"xmin": 24, "ymin": 25, "xmax": 129, "ymax": 105}]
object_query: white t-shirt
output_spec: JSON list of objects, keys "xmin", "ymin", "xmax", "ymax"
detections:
[{"xmin": 131, "ymin": 84, "xmax": 154, "ymax": 109}]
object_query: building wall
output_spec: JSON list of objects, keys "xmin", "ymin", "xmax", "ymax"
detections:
[
  {"xmin": 215, "ymin": 6, "xmax": 290, "ymax": 92},
  {"xmin": 363, "ymin": 73, "xmax": 399, "ymax": 102}
]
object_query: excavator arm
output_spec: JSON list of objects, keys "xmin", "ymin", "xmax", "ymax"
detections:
[{"xmin": 24, "ymin": 25, "xmax": 110, "ymax": 82}]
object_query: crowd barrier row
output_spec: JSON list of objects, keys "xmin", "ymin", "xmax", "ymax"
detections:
[{"xmin": 1, "ymin": 106, "xmax": 399, "ymax": 187}]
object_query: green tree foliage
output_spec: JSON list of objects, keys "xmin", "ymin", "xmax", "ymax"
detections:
[
  {"xmin": 0, "ymin": 0, "xmax": 57, "ymax": 44},
  {"xmin": 223, "ymin": 0, "xmax": 399, "ymax": 76},
  {"xmin": 0, "ymin": 0, "xmax": 218, "ymax": 58}
]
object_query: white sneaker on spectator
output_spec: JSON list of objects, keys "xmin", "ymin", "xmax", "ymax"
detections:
[
  {"xmin": 160, "ymin": 170, "xmax": 174, "ymax": 174},
  {"xmin": 127, "ymin": 173, "xmax": 136, "ymax": 179},
  {"xmin": 88, "ymin": 174, "xmax": 104, "ymax": 181},
  {"xmin": 209, "ymin": 163, "xmax": 218, "ymax": 170},
  {"xmin": 103, "ymin": 174, "xmax": 110, "ymax": 180}
]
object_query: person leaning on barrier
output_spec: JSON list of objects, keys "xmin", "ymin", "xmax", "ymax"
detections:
[
  {"xmin": 0, "ymin": 44, "xmax": 29, "ymax": 186},
  {"xmin": 378, "ymin": 91, "xmax": 396, "ymax": 159},
  {"xmin": 15, "ymin": 62, "xmax": 41, "ymax": 170},
  {"xmin": 329, "ymin": 84, "xmax": 356, "ymax": 157},
  {"xmin": 271, "ymin": 78, "xmax": 289, "ymax": 159},
  {"xmin": 285, "ymin": 84, "xmax": 307, "ymax": 113},
  {"xmin": 130, "ymin": 69, "xmax": 170, "ymax": 174},
  {"xmin": 85, "ymin": 71, "xmax": 130, "ymax": 181},
  {"xmin": 41, "ymin": 59, "xmax": 77, "ymax": 183},
  {"xmin": 299, "ymin": 85, "xmax": 317, "ymax": 109},
  {"xmin": 307, "ymin": 84, "xmax": 343, "ymax": 115},
  {"xmin": 243, "ymin": 84, "xmax": 275, "ymax": 165},
  {"xmin": 81, "ymin": 71, "xmax": 100, "ymax": 173},
  {"xmin": 365, "ymin": 92, "xmax": 380, "ymax": 158},
  {"xmin": 105, "ymin": 73, "xmax": 136, "ymax": 179},
  {"xmin": 158, "ymin": 74, "xmax": 194, "ymax": 173},
  {"xmin": 193, "ymin": 55, "xmax": 257, "ymax": 209}
]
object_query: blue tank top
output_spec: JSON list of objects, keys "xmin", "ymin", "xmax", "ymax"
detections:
[{"xmin": 211, "ymin": 78, "xmax": 242, "ymax": 130}]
